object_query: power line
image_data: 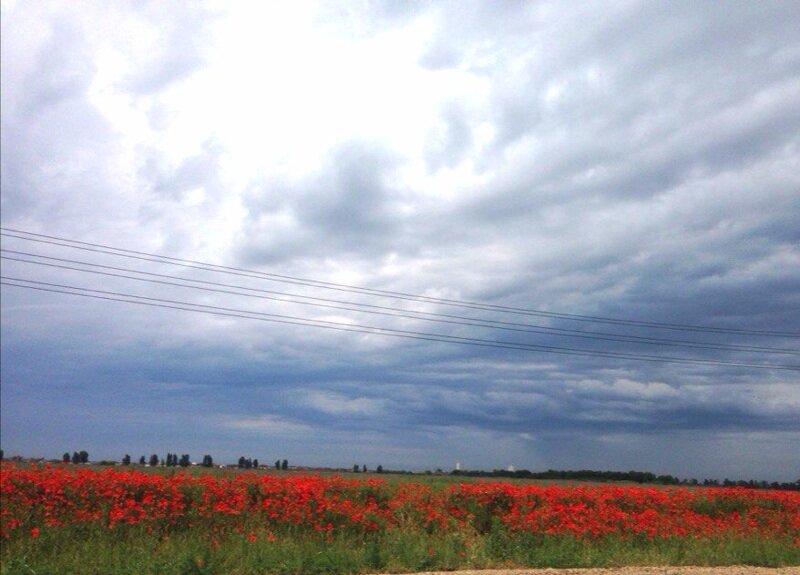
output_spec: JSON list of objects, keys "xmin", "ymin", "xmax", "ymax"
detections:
[
  {"xmin": 3, "ymin": 276, "xmax": 798, "ymax": 371},
  {"xmin": 3, "ymin": 251, "xmax": 797, "ymax": 356},
  {"xmin": 2, "ymin": 227, "xmax": 796, "ymax": 337}
]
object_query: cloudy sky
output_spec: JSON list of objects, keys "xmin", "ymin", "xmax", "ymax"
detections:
[{"xmin": 2, "ymin": 0, "xmax": 799, "ymax": 481}]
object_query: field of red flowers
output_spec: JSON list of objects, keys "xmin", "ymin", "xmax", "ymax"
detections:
[{"xmin": 1, "ymin": 463, "xmax": 798, "ymax": 574}]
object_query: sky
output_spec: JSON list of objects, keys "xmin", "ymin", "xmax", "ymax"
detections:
[{"xmin": 1, "ymin": 0, "xmax": 799, "ymax": 481}]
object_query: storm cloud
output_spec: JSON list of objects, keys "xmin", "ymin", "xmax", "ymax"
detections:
[{"xmin": 1, "ymin": 0, "xmax": 799, "ymax": 481}]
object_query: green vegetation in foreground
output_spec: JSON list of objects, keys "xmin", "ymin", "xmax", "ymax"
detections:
[{"xmin": 2, "ymin": 525, "xmax": 798, "ymax": 575}]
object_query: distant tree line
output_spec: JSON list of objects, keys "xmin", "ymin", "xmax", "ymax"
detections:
[
  {"xmin": 119, "ymin": 454, "xmax": 287, "ymax": 470},
  {"xmin": 448, "ymin": 468, "xmax": 800, "ymax": 491},
  {"xmin": 62, "ymin": 451, "xmax": 89, "ymax": 464},
  {"xmin": 126, "ymin": 454, "xmax": 214, "ymax": 467},
  {"xmin": 33, "ymin": 453, "xmax": 798, "ymax": 491},
  {"xmin": 53, "ymin": 452, "xmax": 263, "ymax": 469},
  {"xmin": 161, "ymin": 453, "xmax": 191, "ymax": 467},
  {"xmin": 238, "ymin": 457, "xmax": 258, "ymax": 469},
  {"xmin": 702, "ymin": 477, "xmax": 800, "ymax": 491},
  {"xmin": 351, "ymin": 464, "xmax": 384, "ymax": 473}
]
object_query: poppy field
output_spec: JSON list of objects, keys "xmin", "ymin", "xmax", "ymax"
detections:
[{"xmin": 1, "ymin": 463, "xmax": 798, "ymax": 574}]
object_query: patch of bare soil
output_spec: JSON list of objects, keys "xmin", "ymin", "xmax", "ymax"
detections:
[{"xmin": 388, "ymin": 568, "xmax": 800, "ymax": 575}]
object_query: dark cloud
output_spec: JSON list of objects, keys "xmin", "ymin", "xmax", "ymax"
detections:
[
  {"xmin": 0, "ymin": 8, "xmax": 115, "ymax": 225},
  {"xmin": 140, "ymin": 139, "xmax": 226, "ymax": 202},
  {"xmin": 425, "ymin": 102, "xmax": 474, "ymax": 170},
  {"xmin": 118, "ymin": 3, "xmax": 217, "ymax": 95},
  {"xmin": 16, "ymin": 23, "xmax": 94, "ymax": 117},
  {"xmin": 237, "ymin": 142, "xmax": 407, "ymax": 264}
]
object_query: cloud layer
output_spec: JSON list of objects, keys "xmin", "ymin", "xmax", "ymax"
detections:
[{"xmin": 2, "ymin": 0, "xmax": 799, "ymax": 481}]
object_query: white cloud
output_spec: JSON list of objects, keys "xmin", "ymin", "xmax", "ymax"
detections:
[
  {"xmin": 304, "ymin": 391, "xmax": 386, "ymax": 416},
  {"xmin": 220, "ymin": 414, "xmax": 314, "ymax": 436},
  {"xmin": 578, "ymin": 378, "xmax": 682, "ymax": 401}
]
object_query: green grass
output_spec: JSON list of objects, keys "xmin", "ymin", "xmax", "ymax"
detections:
[{"xmin": 2, "ymin": 522, "xmax": 798, "ymax": 575}]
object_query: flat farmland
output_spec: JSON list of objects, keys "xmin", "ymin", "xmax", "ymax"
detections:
[{"xmin": 1, "ymin": 463, "xmax": 798, "ymax": 575}]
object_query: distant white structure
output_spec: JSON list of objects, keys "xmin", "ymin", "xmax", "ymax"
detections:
[
  {"xmin": 455, "ymin": 461, "xmax": 461, "ymax": 471},
  {"xmin": 507, "ymin": 465, "xmax": 515, "ymax": 472}
]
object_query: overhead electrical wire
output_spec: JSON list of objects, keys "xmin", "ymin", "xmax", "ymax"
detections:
[
  {"xmin": 2, "ymin": 251, "xmax": 797, "ymax": 356},
  {"xmin": 2, "ymin": 276, "xmax": 798, "ymax": 371},
  {"xmin": 2, "ymin": 227, "xmax": 797, "ymax": 337},
  {"xmin": 2, "ymin": 227, "xmax": 797, "ymax": 371}
]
